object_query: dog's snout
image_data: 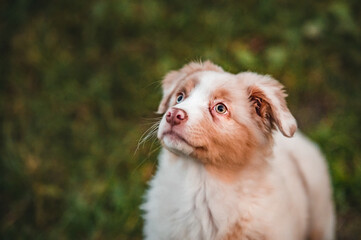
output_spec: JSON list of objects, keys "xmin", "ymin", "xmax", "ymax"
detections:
[{"xmin": 166, "ymin": 108, "xmax": 188, "ymax": 126}]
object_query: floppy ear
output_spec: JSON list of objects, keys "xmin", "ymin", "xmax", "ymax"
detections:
[
  {"xmin": 157, "ymin": 61, "xmax": 224, "ymax": 114},
  {"xmin": 157, "ymin": 70, "xmax": 187, "ymax": 113},
  {"xmin": 240, "ymin": 72, "xmax": 297, "ymax": 137}
]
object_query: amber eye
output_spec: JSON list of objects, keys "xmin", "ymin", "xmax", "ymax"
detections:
[
  {"xmin": 214, "ymin": 103, "xmax": 227, "ymax": 114},
  {"xmin": 176, "ymin": 92, "xmax": 185, "ymax": 103}
]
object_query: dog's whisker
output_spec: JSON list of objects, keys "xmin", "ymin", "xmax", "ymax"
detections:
[
  {"xmin": 148, "ymin": 136, "xmax": 160, "ymax": 157},
  {"xmin": 134, "ymin": 120, "xmax": 160, "ymax": 156},
  {"xmin": 139, "ymin": 121, "xmax": 159, "ymax": 141},
  {"xmin": 139, "ymin": 118, "xmax": 162, "ymax": 125},
  {"xmin": 132, "ymin": 122, "xmax": 160, "ymax": 174},
  {"xmin": 148, "ymin": 144, "xmax": 161, "ymax": 157},
  {"xmin": 149, "ymin": 146, "xmax": 161, "ymax": 170},
  {"xmin": 132, "ymin": 142, "xmax": 161, "ymax": 175},
  {"xmin": 145, "ymin": 80, "xmax": 162, "ymax": 88},
  {"xmin": 140, "ymin": 119, "xmax": 161, "ymax": 124}
]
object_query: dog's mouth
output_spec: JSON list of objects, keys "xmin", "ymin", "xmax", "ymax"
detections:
[
  {"xmin": 162, "ymin": 131, "xmax": 192, "ymax": 146},
  {"xmin": 161, "ymin": 131, "xmax": 206, "ymax": 152}
]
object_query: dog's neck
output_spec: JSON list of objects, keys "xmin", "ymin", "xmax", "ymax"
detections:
[{"xmin": 161, "ymin": 147, "xmax": 272, "ymax": 184}]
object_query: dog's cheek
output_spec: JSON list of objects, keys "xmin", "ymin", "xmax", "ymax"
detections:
[
  {"xmin": 211, "ymin": 124, "xmax": 256, "ymax": 166},
  {"xmin": 190, "ymin": 118, "xmax": 257, "ymax": 167}
]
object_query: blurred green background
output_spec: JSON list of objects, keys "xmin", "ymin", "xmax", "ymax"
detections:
[{"xmin": 1, "ymin": 0, "xmax": 360, "ymax": 239}]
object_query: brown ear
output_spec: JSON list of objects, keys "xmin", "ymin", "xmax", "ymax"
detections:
[
  {"xmin": 157, "ymin": 70, "xmax": 187, "ymax": 113},
  {"xmin": 239, "ymin": 72, "xmax": 297, "ymax": 137},
  {"xmin": 157, "ymin": 60, "xmax": 224, "ymax": 114}
]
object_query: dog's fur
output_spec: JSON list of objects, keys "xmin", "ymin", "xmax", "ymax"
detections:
[{"xmin": 142, "ymin": 61, "xmax": 335, "ymax": 240}]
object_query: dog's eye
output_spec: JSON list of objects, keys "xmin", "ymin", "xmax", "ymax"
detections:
[
  {"xmin": 176, "ymin": 93, "xmax": 185, "ymax": 103},
  {"xmin": 214, "ymin": 103, "xmax": 227, "ymax": 114}
]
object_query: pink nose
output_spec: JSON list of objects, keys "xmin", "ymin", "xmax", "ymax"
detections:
[{"xmin": 166, "ymin": 108, "xmax": 188, "ymax": 126}]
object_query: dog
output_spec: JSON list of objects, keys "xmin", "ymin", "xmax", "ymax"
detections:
[{"xmin": 142, "ymin": 61, "xmax": 335, "ymax": 240}]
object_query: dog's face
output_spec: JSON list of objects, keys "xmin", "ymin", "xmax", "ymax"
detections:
[{"xmin": 157, "ymin": 61, "xmax": 297, "ymax": 168}]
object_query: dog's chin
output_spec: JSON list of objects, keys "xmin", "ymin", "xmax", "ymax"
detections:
[{"xmin": 160, "ymin": 132, "xmax": 194, "ymax": 157}]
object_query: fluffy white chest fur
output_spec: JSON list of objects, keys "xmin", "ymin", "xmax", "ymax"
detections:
[{"xmin": 142, "ymin": 61, "xmax": 335, "ymax": 240}]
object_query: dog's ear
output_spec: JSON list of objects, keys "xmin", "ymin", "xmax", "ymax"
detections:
[
  {"xmin": 157, "ymin": 61, "xmax": 224, "ymax": 114},
  {"xmin": 157, "ymin": 70, "xmax": 187, "ymax": 114},
  {"xmin": 240, "ymin": 72, "xmax": 297, "ymax": 137}
]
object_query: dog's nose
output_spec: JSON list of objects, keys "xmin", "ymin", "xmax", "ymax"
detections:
[{"xmin": 166, "ymin": 108, "xmax": 188, "ymax": 126}]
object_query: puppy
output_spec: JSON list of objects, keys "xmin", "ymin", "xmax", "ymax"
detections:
[{"xmin": 142, "ymin": 61, "xmax": 335, "ymax": 240}]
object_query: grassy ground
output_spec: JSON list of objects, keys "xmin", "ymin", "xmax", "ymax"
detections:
[{"xmin": 1, "ymin": 0, "xmax": 360, "ymax": 239}]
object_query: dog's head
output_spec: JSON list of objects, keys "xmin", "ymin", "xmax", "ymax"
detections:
[{"xmin": 157, "ymin": 61, "xmax": 297, "ymax": 168}]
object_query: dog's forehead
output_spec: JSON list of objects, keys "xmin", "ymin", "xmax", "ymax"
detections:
[
  {"xmin": 189, "ymin": 71, "xmax": 239, "ymax": 99},
  {"xmin": 198, "ymin": 71, "xmax": 232, "ymax": 88}
]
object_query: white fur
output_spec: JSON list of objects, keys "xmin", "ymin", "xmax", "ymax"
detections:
[
  {"xmin": 143, "ymin": 132, "xmax": 334, "ymax": 240},
  {"xmin": 142, "ymin": 67, "xmax": 335, "ymax": 240}
]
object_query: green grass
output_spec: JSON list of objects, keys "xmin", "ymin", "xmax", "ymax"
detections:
[{"xmin": 1, "ymin": 0, "xmax": 360, "ymax": 239}]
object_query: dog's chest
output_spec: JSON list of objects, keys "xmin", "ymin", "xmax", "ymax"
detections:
[{"xmin": 143, "ymin": 155, "xmax": 264, "ymax": 240}]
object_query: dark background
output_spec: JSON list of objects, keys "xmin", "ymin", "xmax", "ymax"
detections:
[{"xmin": 1, "ymin": 0, "xmax": 360, "ymax": 239}]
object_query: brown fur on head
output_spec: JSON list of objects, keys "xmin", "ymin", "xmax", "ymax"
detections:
[
  {"xmin": 240, "ymin": 72, "xmax": 297, "ymax": 138},
  {"xmin": 156, "ymin": 61, "xmax": 297, "ymax": 171},
  {"xmin": 157, "ymin": 61, "xmax": 224, "ymax": 114}
]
